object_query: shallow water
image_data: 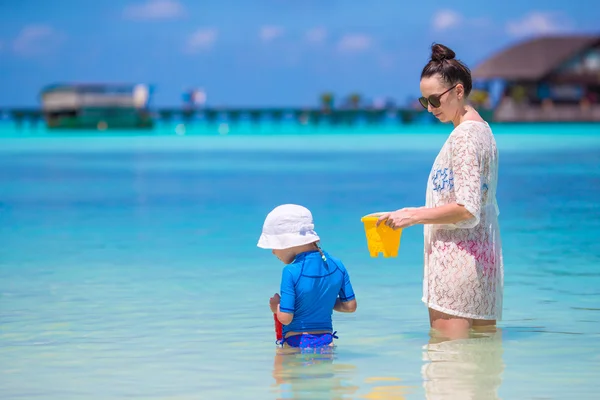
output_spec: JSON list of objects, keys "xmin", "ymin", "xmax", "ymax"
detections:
[{"xmin": 1, "ymin": 123, "xmax": 599, "ymax": 399}]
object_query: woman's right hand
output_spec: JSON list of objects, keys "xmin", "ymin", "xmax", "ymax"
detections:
[{"xmin": 376, "ymin": 207, "xmax": 420, "ymax": 229}]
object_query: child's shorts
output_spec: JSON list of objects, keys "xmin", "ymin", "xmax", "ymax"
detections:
[{"xmin": 282, "ymin": 332, "xmax": 338, "ymax": 348}]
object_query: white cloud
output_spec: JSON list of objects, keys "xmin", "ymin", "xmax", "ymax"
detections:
[
  {"xmin": 337, "ymin": 34, "xmax": 372, "ymax": 53},
  {"xmin": 185, "ymin": 28, "xmax": 217, "ymax": 53},
  {"xmin": 12, "ymin": 24, "xmax": 64, "ymax": 56},
  {"xmin": 123, "ymin": 0, "xmax": 184, "ymax": 20},
  {"xmin": 506, "ymin": 12, "xmax": 571, "ymax": 37},
  {"xmin": 306, "ymin": 27, "xmax": 327, "ymax": 44},
  {"xmin": 432, "ymin": 10, "xmax": 462, "ymax": 31},
  {"xmin": 260, "ymin": 26, "xmax": 284, "ymax": 42}
]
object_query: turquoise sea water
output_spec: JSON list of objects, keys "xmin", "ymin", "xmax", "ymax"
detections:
[{"xmin": 1, "ymin": 122, "xmax": 599, "ymax": 399}]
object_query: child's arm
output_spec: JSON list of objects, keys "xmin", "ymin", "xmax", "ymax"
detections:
[
  {"xmin": 270, "ymin": 294, "xmax": 294, "ymax": 324},
  {"xmin": 275, "ymin": 305, "xmax": 294, "ymax": 325},
  {"xmin": 335, "ymin": 268, "xmax": 357, "ymax": 313},
  {"xmin": 334, "ymin": 298, "xmax": 357, "ymax": 313},
  {"xmin": 273, "ymin": 268, "xmax": 296, "ymax": 325}
]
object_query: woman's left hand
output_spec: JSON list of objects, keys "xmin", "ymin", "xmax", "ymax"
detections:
[{"xmin": 376, "ymin": 207, "xmax": 420, "ymax": 230}]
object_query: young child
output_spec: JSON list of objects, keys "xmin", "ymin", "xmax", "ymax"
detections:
[{"xmin": 257, "ymin": 204, "xmax": 357, "ymax": 349}]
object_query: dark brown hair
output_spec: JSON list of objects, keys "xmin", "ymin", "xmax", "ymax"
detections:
[{"xmin": 421, "ymin": 43, "xmax": 472, "ymax": 97}]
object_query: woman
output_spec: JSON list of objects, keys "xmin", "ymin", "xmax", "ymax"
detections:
[{"xmin": 377, "ymin": 43, "xmax": 503, "ymax": 337}]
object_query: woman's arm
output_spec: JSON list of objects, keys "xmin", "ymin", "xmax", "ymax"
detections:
[
  {"xmin": 414, "ymin": 203, "xmax": 474, "ymax": 225},
  {"xmin": 377, "ymin": 203, "xmax": 474, "ymax": 230},
  {"xmin": 379, "ymin": 127, "xmax": 484, "ymax": 230}
]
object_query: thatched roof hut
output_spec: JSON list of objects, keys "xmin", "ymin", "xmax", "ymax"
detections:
[
  {"xmin": 473, "ymin": 35, "xmax": 600, "ymax": 83},
  {"xmin": 472, "ymin": 35, "xmax": 600, "ymax": 122}
]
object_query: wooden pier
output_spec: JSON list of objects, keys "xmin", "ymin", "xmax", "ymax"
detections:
[{"xmin": 0, "ymin": 107, "xmax": 440, "ymax": 130}]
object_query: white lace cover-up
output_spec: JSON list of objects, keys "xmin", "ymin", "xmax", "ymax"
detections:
[{"xmin": 422, "ymin": 120, "xmax": 504, "ymax": 320}]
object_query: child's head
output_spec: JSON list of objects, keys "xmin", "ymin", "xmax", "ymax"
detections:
[{"xmin": 257, "ymin": 204, "xmax": 320, "ymax": 264}]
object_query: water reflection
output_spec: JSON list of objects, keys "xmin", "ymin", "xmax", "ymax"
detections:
[
  {"xmin": 271, "ymin": 346, "xmax": 358, "ymax": 399},
  {"xmin": 362, "ymin": 376, "xmax": 412, "ymax": 399},
  {"xmin": 422, "ymin": 328, "xmax": 504, "ymax": 400}
]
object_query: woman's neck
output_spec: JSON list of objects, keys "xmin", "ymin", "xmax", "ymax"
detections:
[
  {"xmin": 452, "ymin": 105, "xmax": 484, "ymax": 128},
  {"xmin": 452, "ymin": 105, "xmax": 470, "ymax": 128}
]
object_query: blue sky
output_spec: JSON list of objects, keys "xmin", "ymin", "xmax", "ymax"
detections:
[{"xmin": 0, "ymin": 0, "xmax": 598, "ymax": 107}]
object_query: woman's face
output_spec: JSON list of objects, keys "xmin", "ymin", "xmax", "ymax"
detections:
[{"xmin": 419, "ymin": 75, "xmax": 464, "ymax": 124}]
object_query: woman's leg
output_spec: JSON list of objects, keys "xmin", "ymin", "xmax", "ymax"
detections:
[
  {"xmin": 472, "ymin": 318, "xmax": 496, "ymax": 327},
  {"xmin": 429, "ymin": 308, "xmax": 497, "ymax": 338},
  {"xmin": 428, "ymin": 308, "xmax": 471, "ymax": 339},
  {"xmin": 472, "ymin": 318, "xmax": 497, "ymax": 334}
]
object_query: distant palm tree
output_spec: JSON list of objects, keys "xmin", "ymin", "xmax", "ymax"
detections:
[
  {"xmin": 320, "ymin": 92, "xmax": 334, "ymax": 112},
  {"xmin": 348, "ymin": 93, "xmax": 361, "ymax": 109},
  {"xmin": 470, "ymin": 90, "xmax": 490, "ymax": 110}
]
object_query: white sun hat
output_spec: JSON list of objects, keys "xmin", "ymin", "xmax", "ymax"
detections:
[{"xmin": 257, "ymin": 204, "xmax": 321, "ymax": 250}]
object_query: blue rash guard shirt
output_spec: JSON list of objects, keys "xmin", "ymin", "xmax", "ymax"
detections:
[{"xmin": 279, "ymin": 250, "xmax": 355, "ymax": 336}]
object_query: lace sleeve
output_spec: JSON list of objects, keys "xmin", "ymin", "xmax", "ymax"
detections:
[{"xmin": 451, "ymin": 126, "xmax": 482, "ymax": 229}]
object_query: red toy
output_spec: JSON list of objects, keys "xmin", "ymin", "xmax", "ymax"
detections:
[{"xmin": 273, "ymin": 313, "xmax": 283, "ymax": 342}]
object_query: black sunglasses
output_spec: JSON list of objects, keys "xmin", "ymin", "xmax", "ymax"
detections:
[{"xmin": 418, "ymin": 84, "xmax": 457, "ymax": 109}]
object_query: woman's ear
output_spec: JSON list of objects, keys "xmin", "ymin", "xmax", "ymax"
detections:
[{"xmin": 456, "ymin": 84, "xmax": 464, "ymax": 100}]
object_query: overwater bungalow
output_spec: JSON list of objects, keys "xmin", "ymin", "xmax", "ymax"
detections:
[
  {"xmin": 472, "ymin": 35, "xmax": 600, "ymax": 122},
  {"xmin": 40, "ymin": 83, "xmax": 154, "ymax": 130}
]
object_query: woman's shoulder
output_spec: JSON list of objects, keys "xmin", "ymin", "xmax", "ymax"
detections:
[
  {"xmin": 454, "ymin": 119, "xmax": 490, "ymax": 131},
  {"xmin": 451, "ymin": 119, "xmax": 492, "ymax": 140}
]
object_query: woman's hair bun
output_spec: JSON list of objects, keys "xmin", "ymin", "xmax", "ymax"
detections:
[{"xmin": 431, "ymin": 43, "xmax": 456, "ymax": 62}]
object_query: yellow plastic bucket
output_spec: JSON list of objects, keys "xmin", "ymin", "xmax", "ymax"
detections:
[{"xmin": 361, "ymin": 213, "xmax": 402, "ymax": 258}]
